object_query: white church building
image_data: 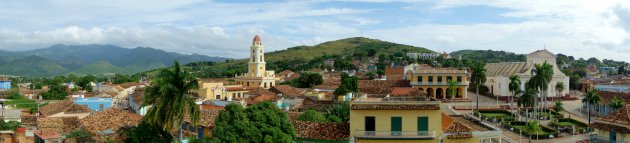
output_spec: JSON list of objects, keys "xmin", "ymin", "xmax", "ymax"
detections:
[{"xmin": 484, "ymin": 49, "xmax": 570, "ymax": 97}]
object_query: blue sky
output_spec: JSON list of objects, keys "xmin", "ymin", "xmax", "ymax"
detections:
[{"xmin": 0, "ymin": 0, "xmax": 629, "ymax": 62}]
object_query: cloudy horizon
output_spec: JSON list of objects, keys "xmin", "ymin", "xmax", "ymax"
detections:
[{"xmin": 1, "ymin": 0, "xmax": 629, "ymax": 61}]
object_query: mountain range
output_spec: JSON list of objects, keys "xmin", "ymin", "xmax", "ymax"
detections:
[{"xmin": 0, "ymin": 44, "xmax": 228, "ymax": 76}]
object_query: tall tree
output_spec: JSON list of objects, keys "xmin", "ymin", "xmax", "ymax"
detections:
[
  {"xmin": 618, "ymin": 66, "xmax": 626, "ymax": 75},
  {"xmin": 554, "ymin": 101, "xmax": 563, "ymax": 116},
  {"xmin": 518, "ymin": 85, "xmax": 537, "ymax": 121},
  {"xmin": 527, "ymin": 62, "xmax": 553, "ymax": 121},
  {"xmin": 142, "ymin": 61, "xmax": 200, "ymax": 138},
  {"xmin": 333, "ymin": 73, "xmax": 358, "ymax": 102},
  {"xmin": 583, "ymin": 90, "xmax": 600, "ymax": 126},
  {"xmin": 508, "ymin": 75, "xmax": 521, "ymax": 117},
  {"xmin": 471, "ymin": 64, "xmax": 487, "ymax": 111}
]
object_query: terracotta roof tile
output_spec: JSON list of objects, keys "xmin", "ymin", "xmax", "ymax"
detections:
[
  {"xmin": 247, "ymin": 94, "xmax": 281, "ymax": 105},
  {"xmin": 593, "ymin": 104, "xmax": 630, "ymax": 133},
  {"xmin": 79, "ymin": 108, "xmax": 143, "ymax": 134},
  {"xmin": 39, "ymin": 100, "xmax": 92, "ymax": 117},
  {"xmin": 34, "ymin": 129, "xmax": 62, "ymax": 140},
  {"xmin": 270, "ymin": 85, "xmax": 306, "ymax": 96},
  {"xmin": 37, "ymin": 117, "xmax": 81, "ymax": 134},
  {"xmin": 184, "ymin": 109, "xmax": 222, "ymax": 127},
  {"xmin": 350, "ymin": 103, "xmax": 439, "ymax": 110},
  {"xmin": 596, "ymin": 91, "xmax": 630, "ymax": 105},
  {"xmin": 225, "ymin": 86, "xmax": 255, "ymax": 91},
  {"xmin": 358, "ymin": 80, "xmax": 411, "ymax": 94}
]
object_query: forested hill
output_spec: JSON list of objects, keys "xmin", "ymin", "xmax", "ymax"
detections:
[
  {"xmin": 0, "ymin": 44, "xmax": 228, "ymax": 76},
  {"xmin": 165, "ymin": 37, "xmax": 435, "ymax": 78},
  {"xmin": 449, "ymin": 50, "xmax": 526, "ymax": 63}
]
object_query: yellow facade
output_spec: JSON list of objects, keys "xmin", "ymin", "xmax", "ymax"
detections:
[
  {"xmin": 407, "ymin": 67, "xmax": 470, "ymax": 100},
  {"xmin": 198, "ymin": 81, "xmax": 249, "ymax": 100},
  {"xmin": 596, "ymin": 129, "xmax": 630, "ymax": 142},
  {"xmin": 349, "ymin": 101, "xmax": 442, "ymax": 143}
]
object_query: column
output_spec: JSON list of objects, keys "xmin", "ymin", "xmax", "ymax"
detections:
[
  {"xmin": 464, "ymin": 87, "xmax": 468, "ymax": 99},
  {"xmin": 442, "ymin": 88, "xmax": 446, "ymax": 99}
]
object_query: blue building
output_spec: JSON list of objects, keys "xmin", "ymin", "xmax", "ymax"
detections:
[
  {"xmin": 0, "ymin": 80, "xmax": 11, "ymax": 90},
  {"xmin": 73, "ymin": 97, "xmax": 113, "ymax": 111}
]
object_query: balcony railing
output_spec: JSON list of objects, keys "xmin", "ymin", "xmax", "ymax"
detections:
[
  {"xmin": 410, "ymin": 81, "xmax": 469, "ymax": 86},
  {"xmin": 355, "ymin": 130, "xmax": 435, "ymax": 139}
]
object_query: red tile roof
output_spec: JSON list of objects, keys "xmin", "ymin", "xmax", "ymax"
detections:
[
  {"xmin": 225, "ymin": 86, "xmax": 255, "ymax": 91},
  {"xmin": 184, "ymin": 109, "xmax": 222, "ymax": 127},
  {"xmin": 270, "ymin": 85, "xmax": 306, "ymax": 96},
  {"xmin": 39, "ymin": 100, "xmax": 92, "ymax": 117},
  {"xmin": 79, "ymin": 108, "xmax": 143, "ymax": 135},
  {"xmin": 247, "ymin": 94, "xmax": 281, "ymax": 105},
  {"xmin": 34, "ymin": 129, "xmax": 62, "ymax": 140},
  {"xmin": 385, "ymin": 67, "xmax": 404, "ymax": 75},
  {"xmin": 592, "ymin": 104, "xmax": 630, "ymax": 133}
]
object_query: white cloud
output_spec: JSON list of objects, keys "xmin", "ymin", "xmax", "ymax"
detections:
[{"xmin": 1, "ymin": 0, "xmax": 630, "ymax": 63}]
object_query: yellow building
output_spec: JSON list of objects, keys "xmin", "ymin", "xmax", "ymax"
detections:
[
  {"xmin": 234, "ymin": 35, "xmax": 278, "ymax": 89},
  {"xmin": 197, "ymin": 80, "xmax": 251, "ymax": 100},
  {"xmin": 349, "ymin": 100, "xmax": 442, "ymax": 143},
  {"xmin": 349, "ymin": 99, "xmax": 501, "ymax": 143},
  {"xmin": 406, "ymin": 66, "xmax": 470, "ymax": 100}
]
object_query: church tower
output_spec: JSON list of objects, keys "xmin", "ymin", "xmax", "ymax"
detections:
[{"xmin": 248, "ymin": 35, "xmax": 266, "ymax": 77}]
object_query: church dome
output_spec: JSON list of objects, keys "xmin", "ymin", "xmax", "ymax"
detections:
[{"xmin": 253, "ymin": 35, "xmax": 261, "ymax": 42}]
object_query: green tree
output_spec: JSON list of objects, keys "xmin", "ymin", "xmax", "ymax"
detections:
[
  {"xmin": 325, "ymin": 102, "xmax": 350, "ymax": 122},
  {"xmin": 447, "ymin": 80, "xmax": 458, "ymax": 99},
  {"xmin": 555, "ymin": 82, "xmax": 565, "ymax": 97},
  {"xmin": 609, "ymin": 96, "xmax": 625, "ymax": 111},
  {"xmin": 518, "ymin": 86, "xmax": 537, "ymax": 121},
  {"xmin": 142, "ymin": 61, "xmax": 200, "ymax": 135},
  {"xmin": 471, "ymin": 64, "xmax": 487, "ymax": 111},
  {"xmin": 569, "ymin": 75, "xmax": 581, "ymax": 90},
  {"xmin": 583, "ymin": 90, "xmax": 600, "ymax": 125},
  {"xmin": 0, "ymin": 120, "xmax": 21, "ymax": 130},
  {"xmin": 298, "ymin": 109, "xmax": 327, "ymax": 122},
  {"xmin": 528, "ymin": 62, "xmax": 553, "ymax": 121},
  {"xmin": 66, "ymin": 129, "xmax": 92, "ymax": 142},
  {"xmin": 333, "ymin": 73, "xmax": 358, "ymax": 102},
  {"xmin": 554, "ymin": 101, "xmax": 563, "ymax": 113},
  {"xmin": 618, "ymin": 66, "xmax": 626, "ymax": 75},
  {"xmin": 213, "ymin": 102, "xmax": 296, "ymax": 143},
  {"xmin": 124, "ymin": 122, "xmax": 173, "ymax": 143},
  {"xmin": 508, "ymin": 75, "xmax": 521, "ymax": 115},
  {"xmin": 41, "ymin": 84, "xmax": 68, "ymax": 100},
  {"xmin": 7, "ymin": 88, "xmax": 23, "ymax": 99},
  {"xmin": 293, "ymin": 72, "xmax": 323, "ymax": 88},
  {"xmin": 524, "ymin": 121, "xmax": 541, "ymax": 139},
  {"xmin": 77, "ymin": 75, "xmax": 95, "ymax": 92}
]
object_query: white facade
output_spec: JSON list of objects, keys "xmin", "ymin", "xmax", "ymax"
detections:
[{"xmin": 484, "ymin": 50, "xmax": 570, "ymax": 97}]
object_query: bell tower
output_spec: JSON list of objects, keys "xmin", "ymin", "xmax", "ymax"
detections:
[{"xmin": 248, "ymin": 35, "xmax": 265, "ymax": 77}]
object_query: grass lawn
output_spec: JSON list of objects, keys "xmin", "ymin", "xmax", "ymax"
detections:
[{"xmin": 294, "ymin": 138, "xmax": 348, "ymax": 143}]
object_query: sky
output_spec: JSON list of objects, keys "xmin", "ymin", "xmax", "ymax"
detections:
[{"xmin": 0, "ymin": 0, "xmax": 629, "ymax": 62}]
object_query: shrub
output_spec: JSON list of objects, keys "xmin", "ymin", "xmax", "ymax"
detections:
[
  {"xmin": 326, "ymin": 115, "xmax": 342, "ymax": 123},
  {"xmin": 298, "ymin": 110, "xmax": 327, "ymax": 122}
]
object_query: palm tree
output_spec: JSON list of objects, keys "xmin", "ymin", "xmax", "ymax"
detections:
[
  {"xmin": 524, "ymin": 121, "xmax": 541, "ymax": 142},
  {"xmin": 551, "ymin": 82, "xmax": 565, "ymax": 119},
  {"xmin": 142, "ymin": 61, "xmax": 201, "ymax": 138},
  {"xmin": 447, "ymin": 80, "xmax": 458, "ymax": 99},
  {"xmin": 471, "ymin": 64, "xmax": 487, "ymax": 111},
  {"xmin": 518, "ymin": 85, "xmax": 537, "ymax": 121},
  {"xmin": 583, "ymin": 90, "xmax": 600, "ymax": 126},
  {"xmin": 509, "ymin": 75, "xmax": 521, "ymax": 117},
  {"xmin": 528, "ymin": 62, "xmax": 554, "ymax": 121},
  {"xmin": 555, "ymin": 82, "xmax": 565, "ymax": 97},
  {"xmin": 609, "ymin": 96, "xmax": 624, "ymax": 111}
]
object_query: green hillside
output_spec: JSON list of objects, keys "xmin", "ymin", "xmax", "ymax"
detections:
[
  {"xmin": 171, "ymin": 37, "xmax": 434, "ymax": 78},
  {"xmin": 0, "ymin": 55, "xmax": 68, "ymax": 76},
  {"xmin": 450, "ymin": 50, "xmax": 526, "ymax": 63},
  {"xmin": 73, "ymin": 61, "xmax": 125, "ymax": 75}
]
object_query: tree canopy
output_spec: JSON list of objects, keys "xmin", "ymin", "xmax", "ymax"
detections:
[
  {"xmin": 41, "ymin": 84, "xmax": 68, "ymax": 100},
  {"xmin": 292, "ymin": 72, "xmax": 323, "ymax": 88},
  {"xmin": 297, "ymin": 109, "xmax": 327, "ymax": 122},
  {"xmin": 124, "ymin": 122, "xmax": 173, "ymax": 143},
  {"xmin": 212, "ymin": 102, "xmax": 296, "ymax": 143}
]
